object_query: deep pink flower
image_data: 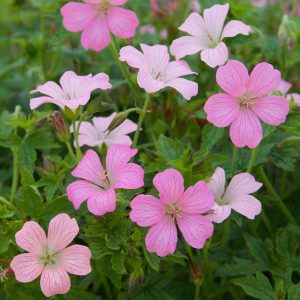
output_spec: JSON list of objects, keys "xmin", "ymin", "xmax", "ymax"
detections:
[
  {"xmin": 204, "ymin": 60, "xmax": 289, "ymax": 148},
  {"xmin": 72, "ymin": 113, "xmax": 137, "ymax": 147},
  {"xmin": 61, "ymin": 0, "xmax": 139, "ymax": 52},
  {"xmin": 10, "ymin": 214, "xmax": 91, "ymax": 297},
  {"xmin": 130, "ymin": 169, "xmax": 214, "ymax": 257},
  {"xmin": 207, "ymin": 168, "xmax": 262, "ymax": 223},
  {"xmin": 170, "ymin": 3, "xmax": 252, "ymax": 68},
  {"xmin": 30, "ymin": 71, "xmax": 111, "ymax": 111},
  {"xmin": 277, "ymin": 80, "xmax": 300, "ymax": 106},
  {"xmin": 67, "ymin": 144, "xmax": 144, "ymax": 216},
  {"xmin": 119, "ymin": 44, "xmax": 198, "ymax": 100}
]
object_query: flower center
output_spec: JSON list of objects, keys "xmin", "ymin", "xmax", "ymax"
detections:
[
  {"xmin": 238, "ymin": 94, "xmax": 256, "ymax": 108},
  {"xmin": 40, "ymin": 248, "xmax": 57, "ymax": 266},
  {"xmin": 165, "ymin": 203, "xmax": 182, "ymax": 220},
  {"xmin": 96, "ymin": 1, "xmax": 110, "ymax": 15},
  {"xmin": 98, "ymin": 170, "xmax": 111, "ymax": 190}
]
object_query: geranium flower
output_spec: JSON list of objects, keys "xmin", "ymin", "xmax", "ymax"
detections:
[
  {"xmin": 130, "ymin": 169, "xmax": 214, "ymax": 257},
  {"xmin": 207, "ymin": 168, "xmax": 262, "ymax": 223},
  {"xmin": 30, "ymin": 71, "xmax": 111, "ymax": 111},
  {"xmin": 61, "ymin": 0, "xmax": 139, "ymax": 52},
  {"xmin": 119, "ymin": 44, "xmax": 198, "ymax": 100},
  {"xmin": 67, "ymin": 144, "xmax": 144, "ymax": 216},
  {"xmin": 277, "ymin": 80, "xmax": 300, "ymax": 106},
  {"xmin": 170, "ymin": 3, "xmax": 252, "ymax": 68},
  {"xmin": 204, "ymin": 60, "xmax": 289, "ymax": 148},
  {"xmin": 71, "ymin": 113, "xmax": 137, "ymax": 147},
  {"xmin": 10, "ymin": 214, "xmax": 91, "ymax": 297}
]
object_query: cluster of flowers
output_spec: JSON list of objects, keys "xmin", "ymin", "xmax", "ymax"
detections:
[{"xmin": 8, "ymin": 0, "xmax": 297, "ymax": 297}]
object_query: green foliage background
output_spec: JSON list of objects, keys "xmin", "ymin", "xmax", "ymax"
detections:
[{"xmin": 0, "ymin": 0, "xmax": 300, "ymax": 299}]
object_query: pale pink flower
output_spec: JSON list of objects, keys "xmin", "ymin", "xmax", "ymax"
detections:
[
  {"xmin": 61, "ymin": 0, "xmax": 139, "ymax": 52},
  {"xmin": 30, "ymin": 71, "xmax": 111, "ymax": 111},
  {"xmin": 71, "ymin": 113, "xmax": 137, "ymax": 147},
  {"xmin": 159, "ymin": 28, "xmax": 168, "ymax": 40},
  {"xmin": 67, "ymin": 144, "xmax": 144, "ymax": 216},
  {"xmin": 140, "ymin": 24, "xmax": 156, "ymax": 35},
  {"xmin": 251, "ymin": 0, "xmax": 277, "ymax": 7},
  {"xmin": 207, "ymin": 168, "xmax": 262, "ymax": 223},
  {"xmin": 190, "ymin": 0, "xmax": 201, "ymax": 13},
  {"xmin": 119, "ymin": 44, "xmax": 198, "ymax": 100},
  {"xmin": 130, "ymin": 169, "xmax": 214, "ymax": 257},
  {"xmin": 10, "ymin": 214, "xmax": 91, "ymax": 297},
  {"xmin": 204, "ymin": 60, "xmax": 289, "ymax": 148},
  {"xmin": 277, "ymin": 80, "xmax": 300, "ymax": 106},
  {"xmin": 170, "ymin": 3, "xmax": 252, "ymax": 68}
]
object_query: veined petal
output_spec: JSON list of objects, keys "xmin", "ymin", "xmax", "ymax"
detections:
[
  {"xmin": 200, "ymin": 42, "xmax": 228, "ymax": 68},
  {"xmin": 75, "ymin": 121, "xmax": 100, "ymax": 147},
  {"xmin": 87, "ymin": 188, "xmax": 116, "ymax": 216},
  {"xmin": 119, "ymin": 46, "xmax": 146, "ymax": 69},
  {"xmin": 166, "ymin": 78, "xmax": 198, "ymax": 100},
  {"xmin": 30, "ymin": 81, "xmax": 64, "ymax": 99},
  {"xmin": 30, "ymin": 96, "xmax": 65, "ymax": 110},
  {"xmin": 179, "ymin": 12, "xmax": 207, "ymax": 38},
  {"xmin": 164, "ymin": 60, "xmax": 196, "ymax": 82},
  {"xmin": 208, "ymin": 167, "xmax": 226, "ymax": 200},
  {"xmin": 230, "ymin": 195, "xmax": 262, "ymax": 219},
  {"xmin": 137, "ymin": 70, "xmax": 166, "ymax": 93},
  {"xmin": 277, "ymin": 80, "xmax": 292, "ymax": 94},
  {"xmin": 221, "ymin": 20, "xmax": 252, "ymax": 39},
  {"xmin": 206, "ymin": 203, "xmax": 231, "ymax": 223}
]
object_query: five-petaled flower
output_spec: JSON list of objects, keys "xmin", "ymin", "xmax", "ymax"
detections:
[
  {"xmin": 61, "ymin": 0, "xmax": 139, "ymax": 52},
  {"xmin": 204, "ymin": 60, "xmax": 290, "ymax": 148},
  {"xmin": 67, "ymin": 144, "xmax": 144, "ymax": 216},
  {"xmin": 170, "ymin": 3, "xmax": 252, "ymax": 68},
  {"xmin": 130, "ymin": 168, "xmax": 214, "ymax": 257},
  {"xmin": 119, "ymin": 44, "xmax": 198, "ymax": 100},
  {"xmin": 10, "ymin": 214, "xmax": 92, "ymax": 297},
  {"xmin": 30, "ymin": 70, "xmax": 111, "ymax": 111},
  {"xmin": 71, "ymin": 112, "xmax": 137, "ymax": 147},
  {"xmin": 207, "ymin": 167, "xmax": 262, "ymax": 223}
]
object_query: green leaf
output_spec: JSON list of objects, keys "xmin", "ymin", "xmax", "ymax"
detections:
[
  {"xmin": 156, "ymin": 135, "xmax": 185, "ymax": 160},
  {"xmin": 288, "ymin": 284, "xmax": 300, "ymax": 300},
  {"xmin": 19, "ymin": 185, "xmax": 43, "ymax": 218},
  {"xmin": 144, "ymin": 248, "xmax": 160, "ymax": 272},
  {"xmin": 18, "ymin": 143, "xmax": 37, "ymax": 173},
  {"xmin": 111, "ymin": 253, "xmax": 127, "ymax": 274}
]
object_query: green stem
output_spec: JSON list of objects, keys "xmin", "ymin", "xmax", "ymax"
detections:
[
  {"xmin": 72, "ymin": 121, "xmax": 82, "ymax": 161},
  {"xmin": 258, "ymin": 166, "xmax": 296, "ymax": 224},
  {"xmin": 9, "ymin": 148, "xmax": 19, "ymax": 204},
  {"xmin": 221, "ymin": 219, "xmax": 231, "ymax": 246},
  {"xmin": 247, "ymin": 147, "xmax": 259, "ymax": 173},
  {"xmin": 110, "ymin": 36, "xmax": 141, "ymax": 101},
  {"xmin": 65, "ymin": 141, "xmax": 76, "ymax": 161},
  {"xmin": 231, "ymin": 146, "xmax": 238, "ymax": 176},
  {"xmin": 194, "ymin": 284, "xmax": 201, "ymax": 300},
  {"xmin": 0, "ymin": 197, "xmax": 23, "ymax": 219},
  {"xmin": 132, "ymin": 94, "xmax": 151, "ymax": 148}
]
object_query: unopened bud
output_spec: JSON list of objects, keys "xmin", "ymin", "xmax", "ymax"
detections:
[
  {"xmin": 87, "ymin": 99, "xmax": 114, "ymax": 114},
  {"xmin": 34, "ymin": 117, "xmax": 48, "ymax": 129},
  {"xmin": 278, "ymin": 15, "xmax": 297, "ymax": 47},
  {"xmin": 48, "ymin": 111, "xmax": 70, "ymax": 142},
  {"xmin": 128, "ymin": 271, "xmax": 144, "ymax": 293},
  {"xmin": 0, "ymin": 266, "xmax": 13, "ymax": 282},
  {"xmin": 106, "ymin": 111, "xmax": 128, "ymax": 133}
]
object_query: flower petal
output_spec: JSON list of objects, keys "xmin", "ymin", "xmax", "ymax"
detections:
[
  {"xmin": 75, "ymin": 121, "xmax": 100, "ymax": 147},
  {"xmin": 200, "ymin": 42, "xmax": 228, "ymax": 68},
  {"xmin": 71, "ymin": 149, "xmax": 105, "ymax": 186},
  {"xmin": 108, "ymin": 118, "xmax": 137, "ymax": 141},
  {"xmin": 81, "ymin": 16, "xmax": 111, "ymax": 52},
  {"xmin": 230, "ymin": 195, "xmax": 262, "ymax": 219},
  {"xmin": 153, "ymin": 169, "xmax": 184, "ymax": 204},
  {"xmin": 30, "ymin": 81, "xmax": 64, "ymax": 99},
  {"xmin": 229, "ymin": 109, "xmax": 262, "ymax": 149},
  {"xmin": 164, "ymin": 60, "xmax": 196, "ymax": 82},
  {"xmin": 137, "ymin": 70, "xmax": 166, "ymax": 93},
  {"xmin": 86, "ymin": 72, "xmax": 112, "ymax": 91},
  {"xmin": 145, "ymin": 216, "xmax": 178, "ymax": 257},
  {"xmin": 59, "ymin": 245, "xmax": 92, "ymax": 275},
  {"xmin": 177, "ymin": 214, "xmax": 213, "ymax": 249},
  {"xmin": 224, "ymin": 172, "xmax": 263, "ymax": 200},
  {"xmin": 109, "ymin": 0, "xmax": 128, "ymax": 4},
  {"xmin": 287, "ymin": 93, "xmax": 300, "ymax": 106},
  {"xmin": 277, "ymin": 80, "xmax": 292, "ymax": 94},
  {"xmin": 206, "ymin": 203, "xmax": 231, "ymax": 223},
  {"xmin": 119, "ymin": 46, "xmax": 146, "ymax": 69},
  {"xmin": 216, "ymin": 60, "xmax": 249, "ymax": 97},
  {"xmin": 177, "ymin": 181, "xmax": 214, "ymax": 215},
  {"xmin": 204, "ymin": 93, "xmax": 240, "ymax": 127},
  {"xmin": 47, "ymin": 213, "xmax": 79, "ymax": 252},
  {"xmin": 178, "ymin": 12, "xmax": 207, "ymax": 38},
  {"xmin": 107, "ymin": 7, "xmax": 139, "ymax": 39},
  {"xmin": 208, "ymin": 167, "xmax": 226, "ymax": 200},
  {"xmin": 10, "ymin": 253, "xmax": 43, "ymax": 283},
  {"xmin": 40, "ymin": 266, "xmax": 71, "ymax": 297},
  {"xmin": 251, "ymin": 96, "xmax": 289, "ymax": 126},
  {"xmin": 130, "ymin": 195, "xmax": 165, "ymax": 227},
  {"xmin": 248, "ymin": 62, "xmax": 281, "ymax": 98},
  {"xmin": 15, "ymin": 221, "xmax": 47, "ymax": 254},
  {"xmin": 87, "ymin": 188, "xmax": 116, "ymax": 216},
  {"xmin": 166, "ymin": 78, "xmax": 198, "ymax": 100},
  {"xmin": 221, "ymin": 20, "xmax": 252, "ymax": 39},
  {"xmin": 61, "ymin": 2, "xmax": 96, "ymax": 32},
  {"xmin": 30, "ymin": 96, "xmax": 65, "ymax": 110}
]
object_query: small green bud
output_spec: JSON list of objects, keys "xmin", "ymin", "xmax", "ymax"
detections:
[
  {"xmin": 87, "ymin": 99, "xmax": 114, "ymax": 114},
  {"xmin": 106, "ymin": 111, "xmax": 128, "ymax": 133}
]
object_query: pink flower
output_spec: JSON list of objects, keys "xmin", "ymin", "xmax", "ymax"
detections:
[
  {"xmin": 30, "ymin": 71, "xmax": 111, "ymax": 111},
  {"xmin": 119, "ymin": 44, "xmax": 198, "ymax": 100},
  {"xmin": 10, "ymin": 214, "xmax": 91, "ymax": 297},
  {"xmin": 67, "ymin": 144, "xmax": 144, "ymax": 216},
  {"xmin": 61, "ymin": 0, "xmax": 139, "ymax": 52},
  {"xmin": 277, "ymin": 80, "xmax": 300, "ymax": 106},
  {"xmin": 71, "ymin": 113, "xmax": 137, "ymax": 147},
  {"xmin": 140, "ymin": 24, "xmax": 156, "ymax": 35},
  {"xmin": 204, "ymin": 60, "xmax": 289, "ymax": 148},
  {"xmin": 170, "ymin": 3, "xmax": 252, "ymax": 68},
  {"xmin": 190, "ymin": 0, "xmax": 201, "ymax": 13},
  {"xmin": 251, "ymin": 0, "xmax": 277, "ymax": 7},
  {"xmin": 130, "ymin": 169, "xmax": 214, "ymax": 257},
  {"xmin": 207, "ymin": 168, "xmax": 262, "ymax": 223}
]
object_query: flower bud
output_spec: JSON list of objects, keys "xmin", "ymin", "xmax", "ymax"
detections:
[
  {"xmin": 278, "ymin": 15, "xmax": 297, "ymax": 48},
  {"xmin": 106, "ymin": 111, "xmax": 128, "ymax": 133},
  {"xmin": 87, "ymin": 99, "xmax": 114, "ymax": 114},
  {"xmin": 48, "ymin": 111, "xmax": 70, "ymax": 142}
]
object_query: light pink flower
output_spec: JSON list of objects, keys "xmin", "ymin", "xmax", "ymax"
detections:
[
  {"xmin": 251, "ymin": 0, "xmax": 277, "ymax": 7},
  {"xmin": 130, "ymin": 169, "xmax": 214, "ymax": 257},
  {"xmin": 10, "ymin": 214, "xmax": 91, "ymax": 298},
  {"xmin": 71, "ymin": 113, "xmax": 137, "ymax": 147},
  {"xmin": 140, "ymin": 24, "xmax": 156, "ymax": 35},
  {"xmin": 207, "ymin": 168, "xmax": 262, "ymax": 223},
  {"xmin": 61, "ymin": 0, "xmax": 139, "ymax": 52},
  {"xmin": 170, "ymin": 3, "xmax": 252, "ymax": 68},
  {"xmin": 190, "ymin": 0, "xmax": 201, "ymax": 13},
  {"xmin": 30, "ymin": 71, "xmax": 111, "ymax": 111},
  {"xmin": 277, "ymin": 80, "xmax": 300, "ymax": 106},
  {"xmin": 119, "ymin": 44, "xmax": 198, "ymax": 100},
  {"xmin": 204, "ymin": 60, "xmax": 289, "ymax": 148},
  {"xmin": 67, "ymin": 144, "xmax": 144, "ymax": 216}
]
